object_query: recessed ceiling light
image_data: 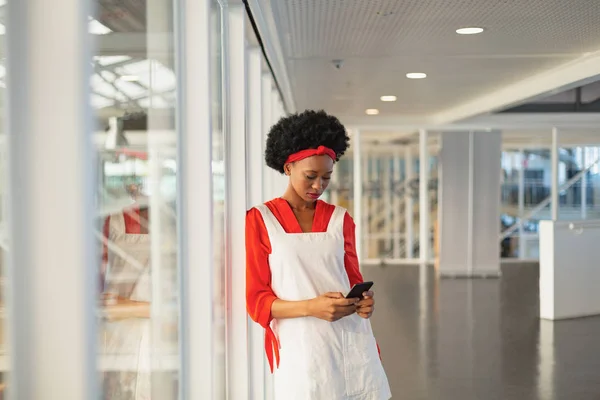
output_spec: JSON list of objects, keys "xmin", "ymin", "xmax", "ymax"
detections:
[
  {"xmin": 406, "ymin": 73, "xmax": 427, "ymax": 79},
  {"xmin": 365, "ymin": 109, "xmax": 380, "ymax": 115},
  {"xmin": 119, "ymin": 75, "xmax": 139, "ymax": 82},
  {"xmin": 380, "ymin": 95, "xmax": 397, "ymax": 102},
  {"xmin": 456, "ymin": 27, "xmax": 484, "ymax": 35}
]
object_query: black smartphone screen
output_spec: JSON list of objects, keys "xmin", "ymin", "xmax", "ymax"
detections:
[{"xmin": 345, "ymin": 281, "xmax": 374, "ymax": 299}]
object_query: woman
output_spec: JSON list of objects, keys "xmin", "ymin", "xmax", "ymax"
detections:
[
  {"xmin": 246, "ymin": 110, "xmax": 391, "ymax": 399},
  {"xmin": 100, "ymin": 203, "xmax": 152, "ymax": 400}
]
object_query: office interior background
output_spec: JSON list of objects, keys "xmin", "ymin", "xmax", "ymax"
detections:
[{"xmin": 1, "ymin": 0, "xmax": 600, "ymax": 399}]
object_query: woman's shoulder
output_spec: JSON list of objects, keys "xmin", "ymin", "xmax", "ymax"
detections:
[{"xmin": 318, "ymin": 200, "xmax": 348, "ymax": 215}]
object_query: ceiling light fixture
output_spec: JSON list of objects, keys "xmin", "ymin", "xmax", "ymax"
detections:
[
  {"xmin": 120, "ymin": 75, "xmax": 139, "ymax": 82},
  {"xmin": 456, "ymin": 27, "xmax": 484, "ymax": 35},
  {"xmin": 406, "ymin": 73, "xmax": 427, "ymax": 79},
  {"xmin": 365, "ymin": 109, "xmax": 380, "ymax": 115},
  {"xmin": 380, "ymin": 95, "xmax": 397, "ymax": 102}
]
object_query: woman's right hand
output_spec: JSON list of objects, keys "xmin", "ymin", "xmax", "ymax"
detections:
[{"xmin": 307, "ymin": 292, "xmax": 359, "ymax": 322}]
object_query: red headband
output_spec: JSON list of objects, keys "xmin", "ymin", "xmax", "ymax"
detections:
[{"xmin": 285, "ymin": 145, "xmax": 336, "ymax": 164}]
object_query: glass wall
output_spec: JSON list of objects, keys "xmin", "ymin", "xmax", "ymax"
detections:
[
  {"xmin": 333, "ymin": 135, "xmax": 439, "ymax": 263},
  {"xmin": 92, "ymin": 0, "xmax": 181, "ymax": 398},
  {"xmin": 0, "ymin": 0, "xmax": 284, "ymax": 397}
]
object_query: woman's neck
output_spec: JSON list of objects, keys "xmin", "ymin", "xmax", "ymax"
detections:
[{"xmin": 281, "ymin": 187, "xmax": 315, "ymax": 211}]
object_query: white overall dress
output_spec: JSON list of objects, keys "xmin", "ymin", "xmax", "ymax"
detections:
[
  {"xmin": 256, "ymin": 204, "xmax": 392, "ymax": 400},
  {"xmin": 102, "ymin": 211, "xmax": 152, "ymax": 400}
]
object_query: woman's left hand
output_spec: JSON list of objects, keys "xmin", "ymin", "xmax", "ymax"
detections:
[{"xmin": 356, "ymin": 290, "xmax": 375, "ymax": 319}]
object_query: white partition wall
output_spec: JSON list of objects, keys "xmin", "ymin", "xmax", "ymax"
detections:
[
  {"xmin": 439, "ymin": 131, "xmax": 502, "ymax": 277},
  {"xmin": 263, "ymin": 88, "xmax": 288, "ymax": 201},
  {"xmin": 6, "ymin": 0, "xmax": 97, "ymax": 398},
  {"xmin": 247, "ymin": 47, "xmax": 267, "ymax": 400},
  {"xmin": 419, "ymin": 130, "xmax": 430, "ymax": 262},
  {"xmin": 224, "ymin": 3, "xmax": 250, "ymax": 398},
  {"xmin": 178, "ymin": 0, "xmax": 215, "ymax": 397}
]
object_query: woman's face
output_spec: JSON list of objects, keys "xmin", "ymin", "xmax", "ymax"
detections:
[{"xmin": 285, "ymin": 155, "xmax": 334, "ymax": 203}]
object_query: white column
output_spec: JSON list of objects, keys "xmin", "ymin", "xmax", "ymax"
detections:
[
  {"xmin": 369, "ymin": 156, "xmax": 378, "ymax": 258},
  {"xmin": 146, "ymin": 0, "xmax": 176, "ymax": 394},
  {"xmin": 261, "ymin": 75, "xmax": 273, "ymax": 202},
  {"xmin": 438, "ymin": 131, "xmax": 502, "ymax": 277},
  {"xmin": 262, "ymin": 82, "xmax": 277, "ymax": 400},
  {"xmin": 178, "ymin": 0, "xmax": 214, "ymax": 397},
  {"xmin": 581, "ymin": 148, "xmax": 587, "ymax": 220},
  {"xmin": 6, "ymin": 0, "xmax": 97, "ymax": 398},
  {"xmin": 147, "ymin": 143, "xmax": 170, "ymax": 398},
  {"xmin": 362, "ymin": 153, "xmax": 369, "ymax": 259},
  {"xmin": 419, "ymin": 129, "xmax": 430, "ymax": 262},
  {"xmin": 269, "ymin": 89, "xmax": 287, "ymax": 199},
  {"xmin": 393, "ymin": 151, "xmax": 402, "ymax": 259},
  {"xmin": 247, "ymin": 47, "xmax": 266, "ymax": 400},
  {"xmin": 404, "ymin": 146, "xmax": 414, "ymax": 259},
  {"xmin": 466, "ymin": 132, "xmax": 474, "ymax": 273},
  {"xmin": 551, "ymin": 128, "xmax": 559, "ymax": 221},
  {"xmin": 224, "ymin": 4, "xmax": 249, "ymax": 399},
  {"xmin": 353, "ymin": 130, "xmax": 363, "ymax": 262},
  {"xmin": 518, "ymin": 149, "xmax": 525, "ymax": 259},
  {"xmin": 384, "ymin": 156, "xmax": 393, "ymax": 255}
]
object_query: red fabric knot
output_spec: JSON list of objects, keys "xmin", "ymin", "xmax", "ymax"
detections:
[
  {"xmin": 265, "ymin": 326, "xmax": 280, "ymax": 372},
  {"xmin": 285, "ymin": 146, "xmax": 337, "ymax": 165}
]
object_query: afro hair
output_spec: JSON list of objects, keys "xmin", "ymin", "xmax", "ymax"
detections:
[{"xmin": 265, "ymin": 109, "xmax": 350, "ymax": 173}]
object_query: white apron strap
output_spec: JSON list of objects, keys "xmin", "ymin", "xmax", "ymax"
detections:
[
  {"xmin": 110, "ymin": 211, "xmax": 126, "ymax": 235},
  {"xmin": 326, "ymin": 206, "xmax": 346, "ymax": 234},
  {"xmin": 254, "ymin": 204, "xmax": 285, "ymax": 237}
]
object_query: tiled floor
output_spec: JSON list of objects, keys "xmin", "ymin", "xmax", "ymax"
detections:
[{"xmin": 364, "ymin": 263, "xmax": 600, "ymax": 400}]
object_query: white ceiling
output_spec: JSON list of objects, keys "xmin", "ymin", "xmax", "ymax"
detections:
[{"xmin": 252, "ymin": 0, "xmax": 600, "ymax": 125}]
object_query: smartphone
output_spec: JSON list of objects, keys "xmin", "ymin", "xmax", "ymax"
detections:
[{"xmin": 345, "ymin": 281, "xmax": 374, "ymax": 299}]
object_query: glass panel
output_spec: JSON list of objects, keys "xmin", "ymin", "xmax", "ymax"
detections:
[
  {"xmin": 211, "ymin": 1, "xmax": 226, "ymax": 397},
  {"xmin": 0, "ymin": 1, "xmax": 6, "ymax": 394},
  {"xmin": 92, "ymin": 1, "xmax": 180, "ymax": 398}
]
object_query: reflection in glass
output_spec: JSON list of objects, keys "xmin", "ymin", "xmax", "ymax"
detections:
[
  {"xmin": 211, "ymin": 1, "xmax": 226, "ymax": 397},
  {"xmin": 92, "ymin": 2, "xmax": 180, "ymax": 398}
]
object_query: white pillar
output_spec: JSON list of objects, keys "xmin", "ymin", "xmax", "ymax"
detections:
[
  {"xmin": 353, "ymin": 130, "xmax": 363, "ymax": 262},
  {"xmin": 581, "ymin": 148, "xmax": 587, "ymax": 220},
  {"xmin": 225, "ymin": 4, "xmax": 249, "ymax": 398},
  {"xmin": 369, "ymin": 155, "xmax": 378, "ymax": 258},
  {"xmin": 261, "ymin": 75, "xmax": 273, "ymax": 202},
  {"xmin": 518, "ymin": 149, "xmax": 525, "ymax": 259},
  {"xmin": 262, "ymin": 83, "xmax": 278, "ymax": 400},
  {"xmin": 362, "ymin": 153, "xmax": 369, "ymax": 259},
  {"xmin": 147, "ymin": 143, "xmax": 171, "ymax": 398},
  {"xmin": 6, "ymin": 0, "xmax": 97, "ymax": 398},
  {"xmin": 551, "ymin": 128, "xmax": 559, "ymax": 221},
  {"xmin": 384, "ymin": 156, "xmax": 393, "ymax": 255},
  {"xmin": 438, "ymin": 131, "xmax": 502, "ymax": 277},
  {"xmin": 146, "ymin": 0, "xmax": 178, "ymax": 394},
  {"xmin": 178, "ymin": 0, "xmax": 215, "ymax": 397},
  {"xmin": 419, "ymin": 129, "xmax": 430, "ymax": 262},
  {"xmin": 404, "ymin": 146, "xmax": 414, "ymax": 259},
  {"xmin": 269, "ymin": 89, "xmax": 287, "ymax": 199},
  {"xmin": 247, "ymin": 47, "xmax": 266, "ymax": 400},
  {"xmin": 393, "ymin": 151, "xmax": 402, "ymax": 259}
]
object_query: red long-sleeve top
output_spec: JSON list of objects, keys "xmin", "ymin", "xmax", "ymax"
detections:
[{"xmin": 246, "ymin": 198, "xmax": 364, "ymax": 372}]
